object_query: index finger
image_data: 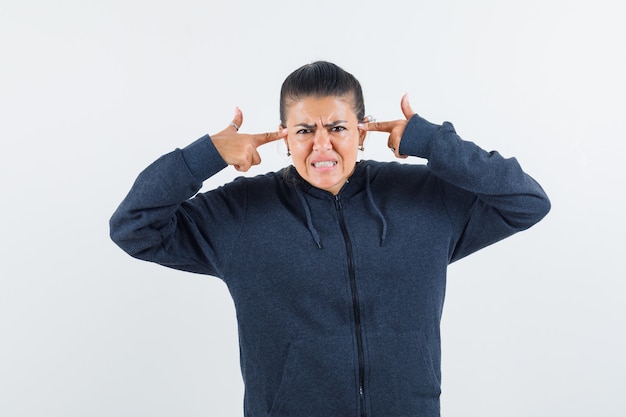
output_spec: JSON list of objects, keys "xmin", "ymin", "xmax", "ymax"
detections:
[
  {"xmin": 358, "ymin": 120, "xmax": 396, "ymax": 133},
  {"xmin": 251, "ymin": 129, "xmax": 288, "ymax": 146}
]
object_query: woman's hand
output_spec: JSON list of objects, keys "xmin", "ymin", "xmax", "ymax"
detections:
[
  {"xmin": 358, "ymin": 94, "xmax": 415, "ymax": 159},
  {"xmin": 211, "ymin": 107, "xmax": 287, "ymax": 172}
]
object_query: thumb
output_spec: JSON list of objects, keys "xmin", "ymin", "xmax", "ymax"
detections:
[
  {"xmin": 401, "ymin": 93, "xmax": 415, "ymax": 120},
  {"xmin": 231, "ymin": 106, "xmax": 244, "ymax": 131}
]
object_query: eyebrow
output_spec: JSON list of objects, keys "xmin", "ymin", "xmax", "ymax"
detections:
[{"xmin": 294, "ymin": 120, "xmax": 348, "ymax": 129}]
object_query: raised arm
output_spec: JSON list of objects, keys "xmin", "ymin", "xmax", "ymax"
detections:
[
  {"xmin": 109, "ymin": 110, "xmax": 286, "ymax": 275},
  {"xmin": 360, "ymin": 95, "xmax": 551, "ymax": 261}
]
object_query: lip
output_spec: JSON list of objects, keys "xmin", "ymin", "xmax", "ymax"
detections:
[{"xmin": 310, "ymin": 158, "xmax": 338, "ymax": 171}]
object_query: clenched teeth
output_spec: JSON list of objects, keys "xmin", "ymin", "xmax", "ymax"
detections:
[{"xmin": 313, "ymin": 161, "xmax": 337, "ymax": 168}]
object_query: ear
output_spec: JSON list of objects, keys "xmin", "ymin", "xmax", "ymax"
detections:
[
  {"xmin": 279, "ymin": 124, "xmax": 290, "ymax": 149},
  {"xmin": 358, "ymin": 124, "xmax": 367, "ymax": 146},
  {"xmin": 358, "ymin": 115, "xmax": 374, "ymax": 145}
]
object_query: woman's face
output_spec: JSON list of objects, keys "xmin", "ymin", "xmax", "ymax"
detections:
[{"xmin": 283, "ymin": 95, "xmax": 365, "ymax": 195}]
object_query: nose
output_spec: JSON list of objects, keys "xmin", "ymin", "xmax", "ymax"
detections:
[{"xmin": 312, "ymin": 129, "xmax": 332, "ymax": 151}]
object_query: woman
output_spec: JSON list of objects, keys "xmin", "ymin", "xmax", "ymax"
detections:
[{"xmin": 110, "ymin": 61, "xmax": 550, "ymax": 417}]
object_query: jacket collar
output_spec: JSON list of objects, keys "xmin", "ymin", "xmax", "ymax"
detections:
[
  {"xmin": 283, "ymin": 161, "xmax": 388, "ymax": 247},
  {"xmin": 285, "ymin": 161, "xmax": 369, "ymax": 200}
]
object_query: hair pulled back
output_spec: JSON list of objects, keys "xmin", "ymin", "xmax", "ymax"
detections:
[{"xmin": 279, "ymin": 61, "xmax": 365, "ymax": 127}]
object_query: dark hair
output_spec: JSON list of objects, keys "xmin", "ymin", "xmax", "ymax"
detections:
[{"xmin": 279, "ymin": 61, "xmax": 365, "ymax": 127}]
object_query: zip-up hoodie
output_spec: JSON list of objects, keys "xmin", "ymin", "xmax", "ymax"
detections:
[{"xmin": 110, "ymin": 114, "xmax": 550, "ymax": 417}]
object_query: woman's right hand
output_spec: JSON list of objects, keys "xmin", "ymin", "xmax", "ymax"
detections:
[{"xmin": 211, "ymin": 107, "xmax": 287, "ymax": 172}]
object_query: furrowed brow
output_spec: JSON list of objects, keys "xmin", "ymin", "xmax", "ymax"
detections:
[
  {"xmin": 294, "ymin": 120, "xmax": 348, "ymax": 129},
  {"xmin": 323, "ymin": 120, "xmax": 348, "ymax": 127}
]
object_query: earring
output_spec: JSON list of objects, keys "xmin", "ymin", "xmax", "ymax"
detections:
[
  {"xmin": 287, "ymin": 149, "xmax": 291, "ymax": 157},
  {"xmin": 359, "ymin": 115, "xmax": 374, "ymax": 153}
]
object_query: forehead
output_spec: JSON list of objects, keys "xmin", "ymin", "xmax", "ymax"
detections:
[{"xmin": 285, "ymin": 96, "xmax": 357, "ymax": 122}]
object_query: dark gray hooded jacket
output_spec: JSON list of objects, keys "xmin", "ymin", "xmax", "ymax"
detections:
[{"xmin": 110, "ymin": 114, "xmax": 550, "ymax": 417}]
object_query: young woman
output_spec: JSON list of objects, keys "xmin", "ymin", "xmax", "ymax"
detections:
[{"xmin": 110, "ymin": 61, "xmax": 550, "ymax": 417}]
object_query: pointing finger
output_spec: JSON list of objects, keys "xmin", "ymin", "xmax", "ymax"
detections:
[
  {"xmin": 358, "ymin": 120, "xmax": 396, "ymax": 133},
  {"xmin": 251, "ymin": 128, "xmax": 288, "ymax": 146}
]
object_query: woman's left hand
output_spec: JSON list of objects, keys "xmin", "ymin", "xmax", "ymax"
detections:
[{"xmin": 358, "ymin": 93, "xmax": 415, "ymax": 159}]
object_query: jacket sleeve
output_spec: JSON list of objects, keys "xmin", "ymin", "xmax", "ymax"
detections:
[
  {"xmin": 109, "ymin": 134, "xmax": 244, "ymax": 277},
  {"xmin": 398, "ymin": 115, "xmax": 551, "ymax": 263}
]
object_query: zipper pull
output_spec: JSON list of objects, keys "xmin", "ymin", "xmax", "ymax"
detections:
[{"xmin": 334, "ymin": 195, "xmax": 342, "ymax": 210}]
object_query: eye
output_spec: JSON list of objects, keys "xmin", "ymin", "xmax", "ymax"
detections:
[
  {"xmin": 330, "ymin": 126, "xmax": 347, "ymax": 133},
  {"xmin": 296, "ymin": 128, "xmax": 312, "ymax": 135}
]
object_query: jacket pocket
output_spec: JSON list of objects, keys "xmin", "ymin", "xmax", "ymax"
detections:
[
  {"xmin": 366, "ymin": 331, "xmax": 441, "ymax": 416},
  {"xmin": 268, "ymin": 335, "xmax": 358, "ymax": 417}
]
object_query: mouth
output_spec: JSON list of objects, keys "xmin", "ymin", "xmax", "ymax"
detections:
[{"xmin": 312, "ymin": 161, "xmax": 338, "ymax": 168}]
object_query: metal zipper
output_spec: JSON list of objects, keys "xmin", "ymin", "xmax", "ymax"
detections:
[{"xmin": 335, "ymin": 195, "xmax": 367, "ymax": 417}]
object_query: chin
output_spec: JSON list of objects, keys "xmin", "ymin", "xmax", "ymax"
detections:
[{"xmin": 313, "ymin": 179, "xmax": 342, "ymax": 194}]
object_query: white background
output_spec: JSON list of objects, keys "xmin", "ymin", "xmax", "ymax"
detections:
[{"xmin": 1, "ymin": 0, "xmax": 624, "ymax": 416}]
